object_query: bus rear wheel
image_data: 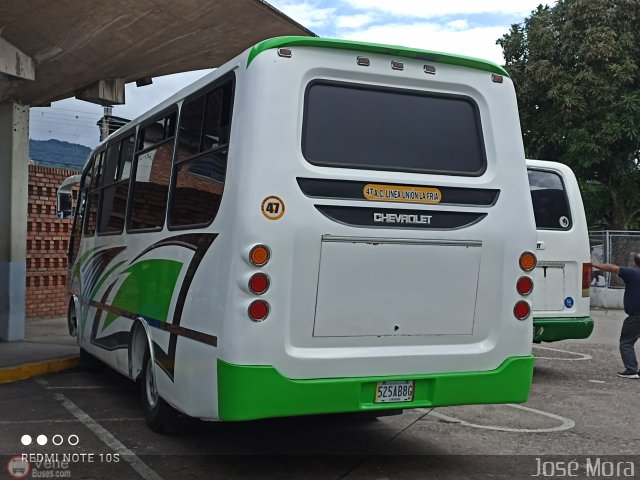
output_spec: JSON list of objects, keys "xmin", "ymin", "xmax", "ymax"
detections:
[{"xmin": 140, "ymin": 352, "xmax": 178, "ymax": 433}]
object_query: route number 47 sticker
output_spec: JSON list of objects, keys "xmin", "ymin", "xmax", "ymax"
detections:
[{"xmin": 261, "ymin": 196, "xmax": 285, "ymax": 220}]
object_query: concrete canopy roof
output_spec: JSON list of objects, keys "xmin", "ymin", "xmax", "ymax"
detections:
[{"xmin": 0, "ymin": 0, "xmax": 313, "ymax": 106}]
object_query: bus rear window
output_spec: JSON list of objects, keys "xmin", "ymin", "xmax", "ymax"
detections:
[
  {"xmin": 302, "ymin": 81, "xmax": 486, "ymax": 176},
  {"xmin": 528, "ymin": 169, "xmax": 572, "ymax": 230}
]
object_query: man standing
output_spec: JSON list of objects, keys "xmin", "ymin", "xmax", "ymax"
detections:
[{"xmin": 593, "ymin": 254, "xmax": 640, "ymax": 379}]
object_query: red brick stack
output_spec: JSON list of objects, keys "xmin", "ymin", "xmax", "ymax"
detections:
[{"xmin": 26, "ymin": 165, "xmax": 78, "ymax": 318}]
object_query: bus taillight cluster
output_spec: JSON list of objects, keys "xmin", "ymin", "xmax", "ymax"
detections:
[
  {"xmin": 249, "ymin": 273, "xmax": 270, "ymax": 295},
  {"xmin": 516, "ymin": 276, "xmax": 534, "ymax": 296},
  {"xmin": 514, "ymin": 251, "xmax": 536, "ymax": 320},
  {"xmin": 247, "ymin": 245, "xmax": 271, "ymax": 322}
]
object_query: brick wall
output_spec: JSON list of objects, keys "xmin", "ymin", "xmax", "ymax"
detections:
[{"xmin": 26, "ymin": 165, "xmax": 77, "ymax": 318}]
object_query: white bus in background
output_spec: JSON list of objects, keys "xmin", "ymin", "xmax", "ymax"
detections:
[
  {"xmin": 527, "ymin": 159, "xmax": 592, "ymax": 342},
  {"xmin": 62, "ymin": 36, "xmax": 537, "ymax": 432}
]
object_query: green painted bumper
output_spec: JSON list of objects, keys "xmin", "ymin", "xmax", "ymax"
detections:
[
  {"xmin": 217, "ymin": 356, "xmax": 534, "ymax": 421},
  {"xmin": 533, "ymin": 316, "xmax": 593, "ymax": 343}
]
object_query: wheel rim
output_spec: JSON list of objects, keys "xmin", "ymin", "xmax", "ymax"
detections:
[
  {"xmin": 68, "ymin": 304, "xmax": 78, "ymax": 337},
  {"xmin": 145, "ymin": 358, "xmax": 158, "ymax": 409}
]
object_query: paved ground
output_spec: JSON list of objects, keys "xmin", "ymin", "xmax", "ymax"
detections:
[
  {"xmin": 0, "ymin": 317, "xmax": 77, "ymax": 369},
  {"xmin": 1, "ymin": 309, "xmax": 638, "ymax": 479}
]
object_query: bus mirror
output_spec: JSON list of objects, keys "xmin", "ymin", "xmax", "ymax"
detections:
[{"xmin": 57, "ymin": 174, "xmax": 82, "ymax": 219}]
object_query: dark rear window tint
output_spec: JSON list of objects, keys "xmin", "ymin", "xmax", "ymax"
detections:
[
  {"xmin": 302, "ymin": 81, "xmax": 486, "ymax": 176},
  {"xmin": 528, "ymin": 168, "xmax": 572, "ymax": 230}
]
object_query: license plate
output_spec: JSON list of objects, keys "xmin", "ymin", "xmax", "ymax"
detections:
[{"xmin": 374, "ymin": 380, "xmax": 415, "ymax": 403}]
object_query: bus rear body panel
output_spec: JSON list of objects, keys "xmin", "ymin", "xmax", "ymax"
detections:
[{"xmin": 219, "ymin": 45, "xmax": 536, "ymax": 397}]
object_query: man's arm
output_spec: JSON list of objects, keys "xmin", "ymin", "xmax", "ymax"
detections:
[{"xmin": 592, "ymin": 262, "xmax": 620, "ymax": 274}]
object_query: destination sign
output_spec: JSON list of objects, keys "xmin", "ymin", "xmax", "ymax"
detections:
[{"xmin": 363, "ymin": 184, "xmax": 442, "ymax": 204}]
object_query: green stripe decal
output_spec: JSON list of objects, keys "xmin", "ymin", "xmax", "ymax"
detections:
[
  {"xmin": 217, "ymin": 355, "xmax": 534, "ymax": 421},
  {"xmin": 103, "ymin": 259, "xmax": 183, "ymax": 331},
  {"xmin": 533, "ymin": 317, "xmax": 594, "ymax": 342},
  {"xmin": 246, "ymin": 36, "xmax": 509, "ymax": 76}
]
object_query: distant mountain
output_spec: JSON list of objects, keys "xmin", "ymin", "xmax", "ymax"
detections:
[{"xmin": 29, "ymin": 139, "xmax": 91, "ymax": 171}]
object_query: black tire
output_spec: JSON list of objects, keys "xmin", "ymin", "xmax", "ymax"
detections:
[{"xmin": 140, "ymin": 351, "xmax": 178, "ymax": 433}]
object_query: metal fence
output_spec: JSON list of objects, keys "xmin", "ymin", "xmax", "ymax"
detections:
[{"xmin": 589, "ymin": 230, "xmax": 640, "ymax": 288}]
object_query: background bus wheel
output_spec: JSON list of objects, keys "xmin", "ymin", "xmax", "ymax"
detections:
[
  {"xmin": 140, "ymin": 352, "xmax": 177, "ymax": 433},
  {"xmin": 67, "ymin": 300, "xmax": 78, "ymax": 337}
]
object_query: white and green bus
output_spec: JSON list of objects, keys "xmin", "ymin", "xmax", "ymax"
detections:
[
  {"xmin": 527, "ymin": 159, "xmax": 593, "ymax": 342},
  {"xmin": 63, "ymin": 37, "xmax": 537, "ymax": 432}
]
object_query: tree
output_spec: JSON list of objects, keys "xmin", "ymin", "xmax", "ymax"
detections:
[{"xmin": 498, "ymin": 0, "xmax": 640, "ymax": 229}]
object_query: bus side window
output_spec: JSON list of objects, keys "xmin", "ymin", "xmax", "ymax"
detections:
[
  {"xmin": 176, "ymin": 96, "xmax": 205, "ymax": 162},
  {"xmin": 69, "ymin": 160, "xmax": 92, "ymax": 263},
  {"xmin": 98, "ymin": 134, "xmax": 134, "ymax": 235},
  {"xmin": 84, "ymin": 152, "xmax": 103, "ymax": 236},
  {"xmin": 169, "ymin": 78, "xmax": 234, "ymax": 228},
  {"xmin": 128, "ymin": 112, "xmax": 176, "ymax": 231}
]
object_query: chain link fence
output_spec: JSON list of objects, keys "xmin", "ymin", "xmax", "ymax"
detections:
[{"xmin": 589, "ymin": 230, "xmax": 640, "ymax": 288}]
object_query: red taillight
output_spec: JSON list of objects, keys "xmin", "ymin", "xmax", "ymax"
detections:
[
  {"xmin": 514, "ymin": 301, "xmax": 531, "ymax": 320},
  {"xmin": 516, "ymin": 276, "xmax": 534, "ymax": 296},
  {"xmin": 582, "ymin": 263, "xmax": 591, "ymax": 297},
  {"xmin": 248, "ymin": 300, "xmax": 269, "ymax": 322},
  {"xmin": 249, "ymin": 273, "xmax": 270, "ymax": 295}
]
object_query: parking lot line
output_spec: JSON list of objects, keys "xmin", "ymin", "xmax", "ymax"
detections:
[
  {"xmin": 53, "ymin": 392, "xmax": 164, "ymax": 480},
  {"xmin": 0, "ymin": 417, "xmax": 144, "ymax": 425},
  {"xmin": 41, "ymin": 385, "xmax": 106, "ymax": 389},
  {"xmin": 419, "ymin": 404, "xmax": 575, "ymax": 433},
  {"xmin": 32, "ymin": 377, "xmax": 162, "ymax": 480},
  {"xmin": 532, "ymin": 345, "xmax": 592, "ymax": 361}
]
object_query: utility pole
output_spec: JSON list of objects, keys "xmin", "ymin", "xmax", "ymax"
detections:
[{"xmin": 100, "ymin": 105, "xmax": 112, "ymax": 141}]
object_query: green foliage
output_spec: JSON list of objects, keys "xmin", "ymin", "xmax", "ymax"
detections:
[
  {"xmin": 578, "ymin": 179, "xmax": 612, "ymax": 228},
  {"xmin": 498, "ymin": 0, "xmax": 640, "ymax": 229}
]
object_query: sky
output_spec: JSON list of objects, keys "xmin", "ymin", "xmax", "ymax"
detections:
[{"xmin": 29, "ymin": 0, "xmax": 549, "ymax": 149}]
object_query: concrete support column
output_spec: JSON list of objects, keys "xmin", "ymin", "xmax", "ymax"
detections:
[{"xmin": 0, "ymin": 102, "xmax": 29, "ymax": 341}]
